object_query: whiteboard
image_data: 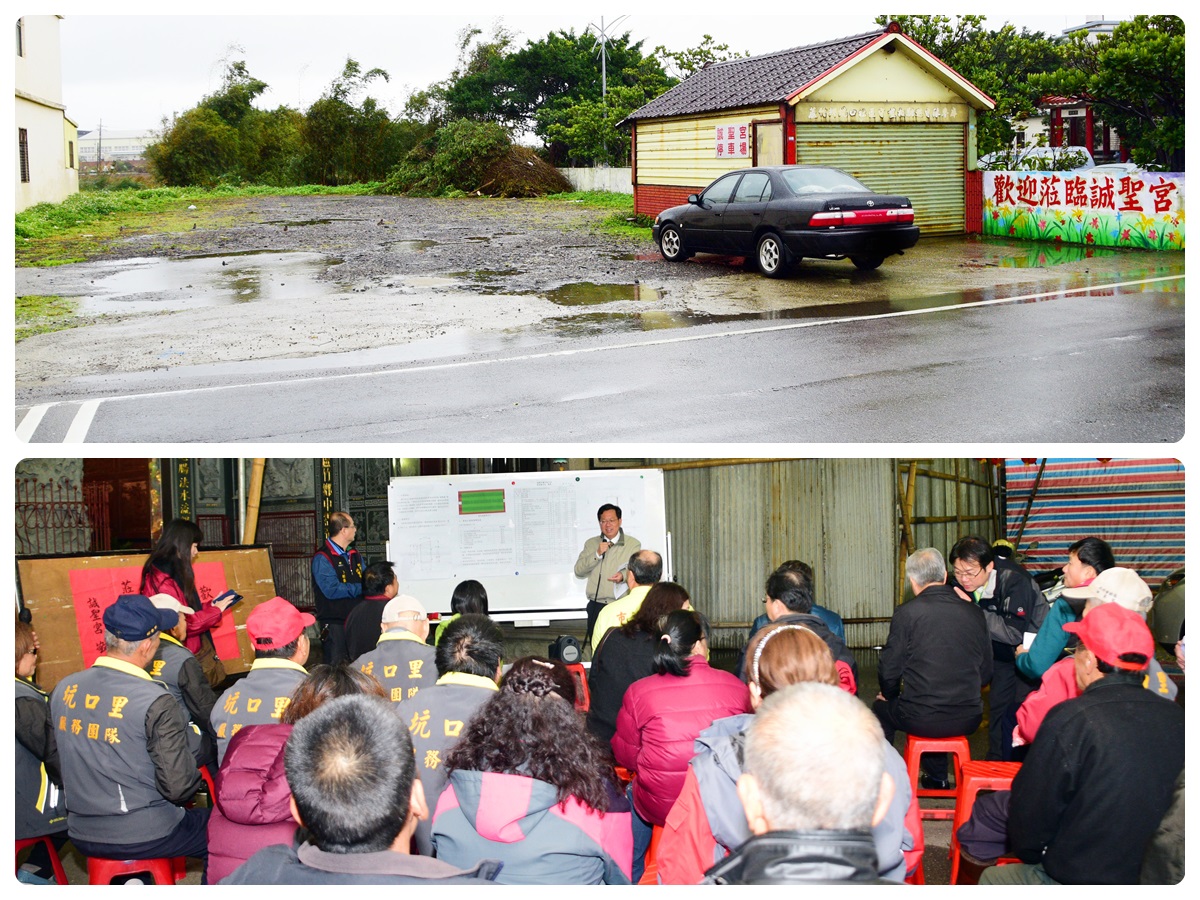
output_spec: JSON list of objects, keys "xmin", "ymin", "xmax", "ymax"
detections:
[{"xmin": 386, "ymin": 469, "xmax": 668, "ymax": 621}]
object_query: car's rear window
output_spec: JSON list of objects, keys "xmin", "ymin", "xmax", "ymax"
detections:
[{"xmin": 781, "ymin": 168, "xmax": 871, "ymax": 194}]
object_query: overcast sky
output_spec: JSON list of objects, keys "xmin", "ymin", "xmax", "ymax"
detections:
[{"xmin": 50, "ymin": 4, "xmax": 1135, "ymax": 132}]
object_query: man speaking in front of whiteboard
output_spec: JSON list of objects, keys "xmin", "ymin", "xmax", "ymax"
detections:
[{"xmin": 575, "ymin": 503, "xmax": 641, "ymax": 648}]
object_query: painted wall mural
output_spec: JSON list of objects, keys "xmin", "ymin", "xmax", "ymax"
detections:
[{"xmin": 982, "ymin": 170, "xmax": 1185, "ymax": 250}]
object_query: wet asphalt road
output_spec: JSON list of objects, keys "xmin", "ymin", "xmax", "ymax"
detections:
[{"xmin": 17, "ymin": 274, "xmax": 1183, "ymax": 443}]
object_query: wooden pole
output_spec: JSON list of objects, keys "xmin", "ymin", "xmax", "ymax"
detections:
[{"xmin": 242, "ymin": 459, "xmax": 266, "ymax": 544}]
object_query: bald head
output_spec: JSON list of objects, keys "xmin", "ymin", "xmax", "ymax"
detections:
[
  {"xmin": 627, "ymin": 550, "xmax": 663, "ymax": 587},
  {"xmin": 740, "ymin": 682, "xmax": 888, "ymax": 832}
]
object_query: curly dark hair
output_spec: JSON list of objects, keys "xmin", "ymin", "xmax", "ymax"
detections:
[{"xmin": 444, "ymin": 655, "xmax": 615, "ymax": 811}]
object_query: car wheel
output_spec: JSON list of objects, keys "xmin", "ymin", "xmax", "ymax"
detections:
[
  {"xmin": 659, "ymin": 225, "xmax": 687, "ymax": 262},
  {"xmin": 851, "ymin": 254, "xmax": 885, "ymax": 271},
  {"xmin": 756, "ymin": 232, "xmax": 788, "ymax": 278}
]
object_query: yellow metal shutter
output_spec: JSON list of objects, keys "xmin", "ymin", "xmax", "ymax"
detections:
[{"xmin": 793, "ymin": 124, "xmax": 966, "ymax": 235}]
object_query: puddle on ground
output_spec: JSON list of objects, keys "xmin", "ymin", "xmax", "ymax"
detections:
[
  {"xmin": 959, "ymin": 236, "xmax": 1123, "ymax": 268},
  {"xmin": 388, "ymin": 239, "xmax": 439, "ymax": 252},
  {"xmin": 540, "ymin": 282, "xmax": 662, "ymax": 305},
  {"xmin": 71, "ymin": 252, "xmax": 343, "ymax": 313},
  {"xmin": 524, "ymin": 272, "xmax": 1184, "ymax": 340},
  {"xmin": 445, "ymin": 269, "xmax": 523, "ymax": 294}
]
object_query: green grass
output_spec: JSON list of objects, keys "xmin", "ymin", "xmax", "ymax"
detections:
[
  {"xmin": 15, "ymin": 295, "xmax": 82, "ymax": 341},
  {"xmin": 543, "ymin": 190, "xmax": 636, "ymax": 210}
]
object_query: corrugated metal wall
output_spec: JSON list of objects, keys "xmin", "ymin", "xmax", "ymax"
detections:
[
  {"xmin": 793, "ymin": 123, "xmax": 966, "ymax": 234},
  {"xmin": 654, "ymin": 459, "xmax": 897, "ymax": 651},
  {"xmin": 652, "ymin": 458, "xmax": 1001, "ymax": 653}
]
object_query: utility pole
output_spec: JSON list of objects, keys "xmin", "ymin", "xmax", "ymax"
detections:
[{"xmin": 585, "ymin": 14, "xmax": 629, "ymax": 166}]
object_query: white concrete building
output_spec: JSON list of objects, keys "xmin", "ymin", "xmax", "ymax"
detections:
[
  {"xmin": 15, "ymin": 15, "xmax": 79, "ymax": 211},
  {"xmin": 77, "ymin": 129, "xmax": 158, "ymax": 162}
]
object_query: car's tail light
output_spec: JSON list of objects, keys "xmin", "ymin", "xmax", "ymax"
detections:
[{"xmin": 809, "ymin": 208, "xmax": 915, "ymax": 227}]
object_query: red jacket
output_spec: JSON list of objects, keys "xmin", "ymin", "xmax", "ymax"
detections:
[
  {"xmin": 206, "ymin": 723, "xmax": 296, "ymax": 884},
  {"xmin": 610, "ymin": 658, "xmax": 750, "ymax": 826},
  {"xmin": 142, "ymin": 567, "xmax": 223, "ymax": 656}
]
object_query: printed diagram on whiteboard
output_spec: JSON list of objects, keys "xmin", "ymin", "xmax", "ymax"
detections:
[{"xmin": 394, "ymin": 480, "xmax": 584, "ymax": 581}]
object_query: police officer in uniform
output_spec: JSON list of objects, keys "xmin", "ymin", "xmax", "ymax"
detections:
[
  {"xmin": 395, "ymin": 614, "xmax": 503, "ymax": 856},
  {"xmin": 51, "ymin": 594, "xmax": 208, "ymax": 871},
  {"xmin": 311, "ymin": 511, "xmax": 365, "ymax": 667},
  {"xmin": 148, "ymin": 594, "xmax": 218, "ymax": 770},
  {"xmin": 351, "ymin": 594, "xmax": 437, "ymax": 704},
  {"xmin": 211, "ymin": 596, "xmax": 313, "ymax": 765}
]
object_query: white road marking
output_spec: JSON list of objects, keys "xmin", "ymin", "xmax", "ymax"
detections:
[
  {"xmin": 18, "ymin": 275, "xmax": 1183, "ymax": 441},
  {"xmin": 63, "ymin": 400, "xmax": 102, "ymax": 443},
  {"xmin": 15, "ymin": 404, "xmax": 50, "ymax": 442}
]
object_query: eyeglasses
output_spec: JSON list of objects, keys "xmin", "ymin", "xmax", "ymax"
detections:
[{"xmin": 953, "ymin": 567, "xmax": 983, "ymax": 581}]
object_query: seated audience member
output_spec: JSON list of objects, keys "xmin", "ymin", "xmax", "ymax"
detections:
[
  {"xmin": 659, "ymin": 621, "xmax": 914, "ymax": 884},
  {"xmin": 211, "ymin": 596, "xmax": 313, "ymax": 765},
  {"xmin": 343, "ymin": 560, "xmax": 399, "ymax": 662},
  {"xmin": 957, "ymin": 567, "xmax": 1180, "ymax": 878},
  {"xmin": 432, "ymin": 656, "xmax": 633, "ymax": 884},
  {"xmin": 221, "ymin": 694, "xmax": 502, "ymax": 884},
  {"xmin": 873, "ymin": 547, "xmax": 992, "ymax": 789},
  {"xmin": 15, "ymin": 616, "xmax": 69, "ymax": 883},
  {"xmin": 1015, "ymin": 537, "xmax": 1115, "ymax": 681},
  {"xmin": 351, "ymin": 594, "xmax": 437, "ymax": 703},
  {"xmin": 978, "ymin": 601, "xmax": 1183, "ymax": 885},
  {"xmin": 590, "ymin": 550, "xmax": 664, "ymax": 647},
  {"xmin": 433, "ymin": 579, "xmax": 490, "ymax": 644},
  {"xmin": 759, "ymin": 564, "xmax": 858, "ymax": 691},
  {"xmin": 702, "ymin": 682, "xmax": 896, "ymax": 884},
  {"xmin": 206, "ymin": 665, "xmax": 386, "ymax": 884},
  {"xmin": 52, "ymin": 595, "xmax": 209, "ymax": 870},
  {"xmin": 396, "ymin": 613, "xmax": 505, "ymax": 856},
  {"xmin": 1140, "ymin": 770, "xmax": 1184, "ymax": 885},
  {"xmin": 612, "ymin": 609, "xmax": 751, "ymax": 881},
  {"xmin": 586, "ymin": 582, "xmax": 692, "ymax": 744},
  {"xmin": 746, "ymin": 560, "xmax": 846, "ymax": 644},
  {"xmin": 148, "ymin": 593, "xmax": 218, "ymax": 769}
]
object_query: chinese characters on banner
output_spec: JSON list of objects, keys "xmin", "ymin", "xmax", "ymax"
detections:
[
  {"xmin": 982, "ymin": 170, "xmax": 1185, "ymax": 250},
  {"xmin": 715, "ymin": 124, "xmax": 750, "ymax": 159},
  {"xmin": 67, "ymin": 561, "xmax": 239, "ymax": 667},
  {"xmin": 986, "ymin": 171, "xmax": 1179, "ymax": 216}
]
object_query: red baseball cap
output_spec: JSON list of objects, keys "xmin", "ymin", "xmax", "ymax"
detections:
[
  {"xmin": 246, "ymin": 596, "xmax": 315, "ymax": 650},
  {"xmin": 1063, "ymin": 601, "xmax": 1154, "ymax": 670}
]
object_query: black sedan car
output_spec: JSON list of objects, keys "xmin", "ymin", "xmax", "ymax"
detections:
[{"xmin": 651, "ymin": 165, "xmax": 919, "ymax": 277}]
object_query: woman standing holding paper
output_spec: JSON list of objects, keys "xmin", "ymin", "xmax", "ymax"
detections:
[{"xmin": 141, "ymin": 518, "xmax": 239, "ymax": 687}]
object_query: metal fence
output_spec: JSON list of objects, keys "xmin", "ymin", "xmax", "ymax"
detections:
[{"xmin": 15, "ymin": 480, "xmax": 113, "ymax": 554}]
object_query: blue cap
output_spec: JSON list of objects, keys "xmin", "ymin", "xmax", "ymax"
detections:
[{"xmin": 103, "ymin": 594, "xmax": 178, "ymax": 642}]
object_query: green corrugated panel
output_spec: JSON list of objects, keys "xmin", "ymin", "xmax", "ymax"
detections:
[{"xmin": 794, "ymin": 124, "xmax": 966, "ymax": 234}]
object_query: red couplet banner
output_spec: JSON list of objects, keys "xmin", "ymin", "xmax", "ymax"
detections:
[{"xmin": 67, "ymin": 561, "xmax": 238, "ymax": 667}]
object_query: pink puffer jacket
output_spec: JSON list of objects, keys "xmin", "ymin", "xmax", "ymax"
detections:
[
  {"xmin": 206, "ymin": 723, "xmax": 296, "ymax": 884},
  {"xmin": 611, "ymin": 659, "xmax": 750, "ymax": 825}
]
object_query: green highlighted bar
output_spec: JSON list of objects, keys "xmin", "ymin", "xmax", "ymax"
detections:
[{"xmin": 459, "ymin": 489, "xmax": 506, "ymax": 515}]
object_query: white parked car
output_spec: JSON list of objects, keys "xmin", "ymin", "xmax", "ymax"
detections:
[{"xmin": 979, "ymin": 145, "xmax": 1095, "ymax": 172}]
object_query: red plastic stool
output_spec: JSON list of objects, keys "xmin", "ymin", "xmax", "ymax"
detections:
[
  {"xmin": 903, "ymin": 734, "xmax": 971, "ymax": 820},
  {"xmin": 87, "ymin": 856, "xmax": 177, "ymax": 885},
  {"xmin": 638, "ymin": 824, "xmax": 664, "ymax": 885},
  {"xmin": 948, "ymin": 760, "xmax": 1022, "ymax": 883},
  {"xmin": 15, "ymin": 835, "xmax": 69, "ymax": 884},
  {"xmin": 565, "ymin": 663, "xmax": 590, "ymax": 713}
]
